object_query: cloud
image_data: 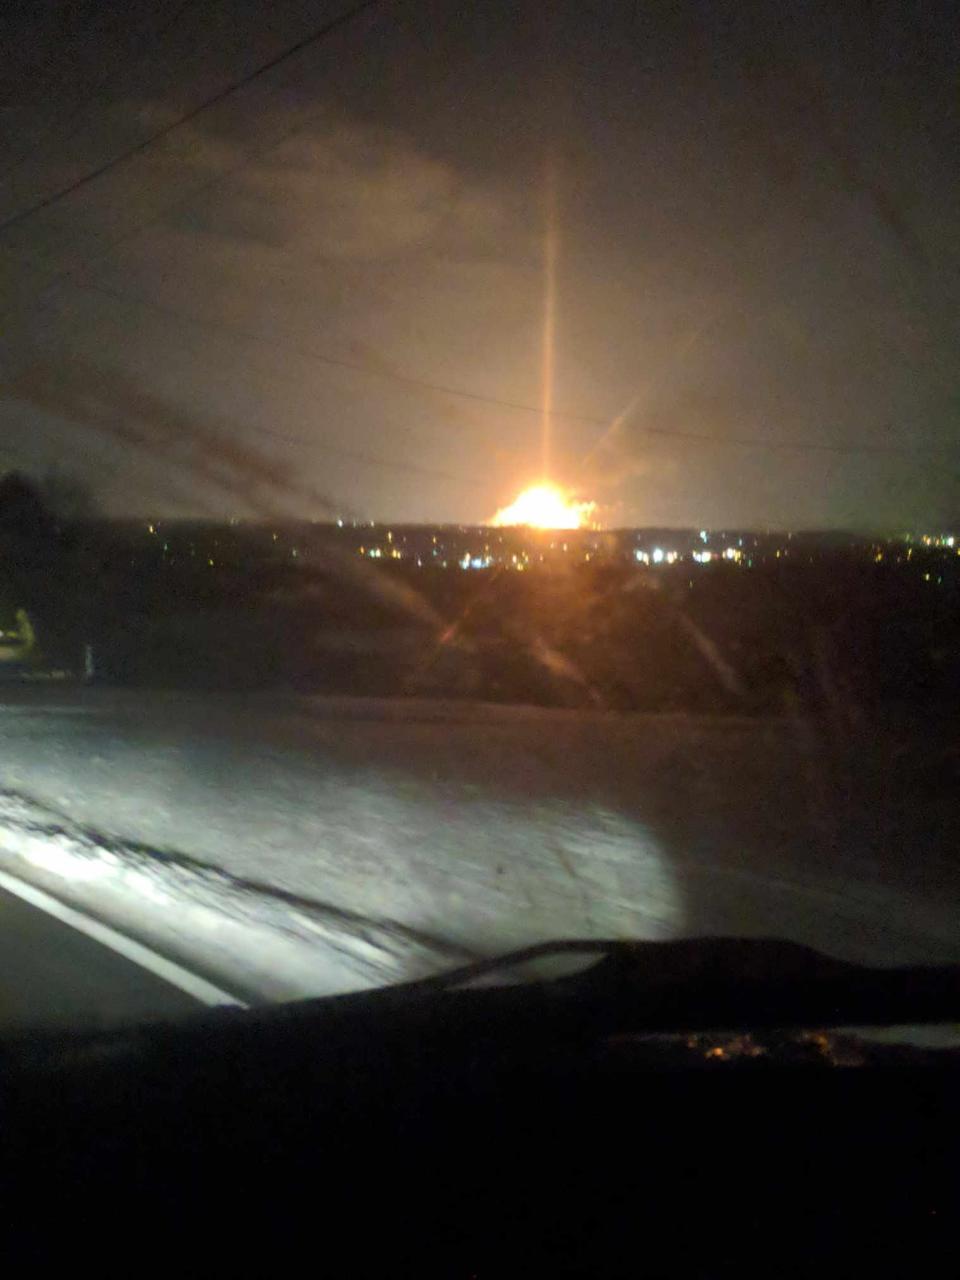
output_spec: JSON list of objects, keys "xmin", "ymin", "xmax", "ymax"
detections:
[
  {"xmin": 11, "ymin": 34, "xmax": 954, "ymax": 529},
  {"xmin": 162, "ymin": 116, "xmax": 520, "ymax": 266},
  {"xmin": 88, "ymin": 105, "xmax": 540, "ymax": 377},
  {"xmin": 73, "ymin": 110, "xmax": 545, "ymax": 510}
]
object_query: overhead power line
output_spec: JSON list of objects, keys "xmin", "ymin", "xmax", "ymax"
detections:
[
  {"xmin": 3, "ymin": 0, "xmax": 951, "ymax": 469},
  {"xmin": 77, "ymin": 280, "xmax": 956, "ymax": 459},
  {"xmin": 1, "ymin": 0, "xmax": 206, "ymax": 190},
  {"xmin": 0, "ymin": 0, "xmax": 382, "ymax": 238},
  {"xmin": 246, "ymin": 421, "xmax": 485, "ymax": 488},
  {"xmin": 80, "ymin": 279, "xmax": 607, "ymax": 425},
  {"xmin": 642, "ymin": 426, "xmax": 954, "ymax": 458}
]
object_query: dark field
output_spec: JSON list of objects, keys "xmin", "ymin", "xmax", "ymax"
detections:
[{"xmin": 4, "ymin": 520, "xmax": 959, "ymax": 717}]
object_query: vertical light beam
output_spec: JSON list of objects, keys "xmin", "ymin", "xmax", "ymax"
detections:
[{"xmin": 541, "ymin": 163, "xmax": 559, "ymax": 480}]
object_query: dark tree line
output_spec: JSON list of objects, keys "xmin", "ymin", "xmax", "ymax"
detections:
[
  {"xmin": 0, "ymin": 469, "xmax": 99, "ymax": 532},
  {"xmin": 0, "ymin": 471, "xmax": 101, "ymax": 667}
]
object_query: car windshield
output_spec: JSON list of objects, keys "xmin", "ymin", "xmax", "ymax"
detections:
[{"xmin": 0, "ymin": 0, "xmax": 958, "ymax": 1026}]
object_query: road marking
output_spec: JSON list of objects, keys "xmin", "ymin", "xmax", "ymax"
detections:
[{"xmin": 0, "ymin": 867, "xmax": 248, "ymax": 1008}]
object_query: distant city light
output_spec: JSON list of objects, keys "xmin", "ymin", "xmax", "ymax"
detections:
[{"xmin": 326, "ymin": 522, "xmax": 957, "ymax": 576}]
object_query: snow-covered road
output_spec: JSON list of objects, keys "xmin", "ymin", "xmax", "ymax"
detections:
[{"xmin": 0, "ymin": 689, "xmax": 957, "ymax": 1000}]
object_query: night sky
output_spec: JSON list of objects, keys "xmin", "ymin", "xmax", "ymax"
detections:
[{"xmin": 1, "ymin": 0, "xmax": 957, "ymax": 528}]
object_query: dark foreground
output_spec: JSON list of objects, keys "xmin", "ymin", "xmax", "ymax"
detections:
[
  {"xmin": 5, "ymin": 519, "xmax": 960, "ymax": 716},
  {"xmin": 3, "ymin": 938, "xmax": 957, "ymax": 1273}
]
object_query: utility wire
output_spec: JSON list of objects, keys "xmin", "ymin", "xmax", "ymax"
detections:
[
  {"xmin": 642, "ymin": 426, "xmax": 954, "ymax": 458},
  {"xmin": 0, "ymin": 0, "xmax": 382, "ymax": 237},
  {"xmin": 81, "ymin": 279, "xmax": 606, "ymax": 426},
  {"xmin": 1, "ymin": 0, "xmax": 206, "ymax": 189},
  {"xmin": 78, "ymin": 280, "xmax": 954, "ymax": 458},
  {"xmin": 0, "ymin": 0, "xmax": 388, "ymax": 343},
  {"xmin": 246, "ymin": 420, "xmax": 485, "ymax": 487},
  {"xmin": 5, "ymin": 0, "xmax": 952, "ymax": 466}
]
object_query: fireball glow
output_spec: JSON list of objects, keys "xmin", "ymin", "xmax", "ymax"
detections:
[{"xmin": 491, "ymin": 484, "xmax": 596, "ymax": 530}]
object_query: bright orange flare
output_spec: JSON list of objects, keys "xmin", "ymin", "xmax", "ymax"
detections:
[{"xmin": 491, "ymin": 484, "xmax": 596, "ymax": 530}]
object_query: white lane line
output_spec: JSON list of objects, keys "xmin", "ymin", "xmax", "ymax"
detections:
[{"xmin": 0, "ymin": 867, "xmax": 247, "ymax": 1008}]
